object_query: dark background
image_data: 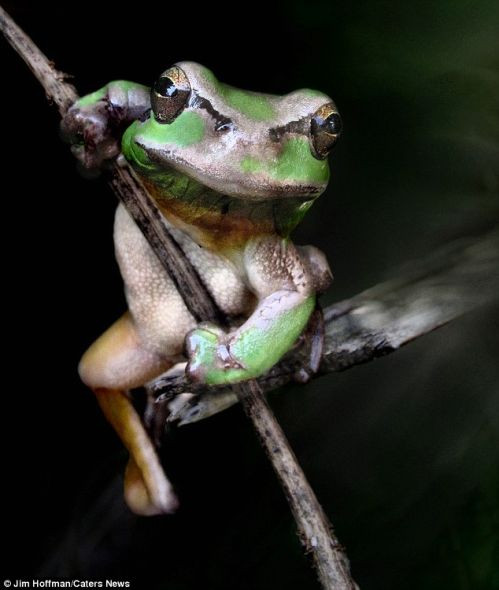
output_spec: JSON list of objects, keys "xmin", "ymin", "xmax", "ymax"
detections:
[{"xmin": 2, "ymin": 1, "xmax": 498, "ymax": 588}]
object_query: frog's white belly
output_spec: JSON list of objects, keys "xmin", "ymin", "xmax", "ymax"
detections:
[{"xmin": 113, "ymin": 204, "xmax": 254, "ymax": 356}]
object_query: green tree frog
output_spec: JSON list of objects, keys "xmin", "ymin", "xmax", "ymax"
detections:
[{"xmin": 62, "ymin": 62, "xmax": 341, "ymax": 516}]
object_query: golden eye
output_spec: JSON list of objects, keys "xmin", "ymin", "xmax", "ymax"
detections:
[
  {"xmin": 310, "ymin": 103, "xmax": 342, "ymax": 159},
  {"xmin": 151, "ymin": 66, "xmax": 191, "ymax": 124}
]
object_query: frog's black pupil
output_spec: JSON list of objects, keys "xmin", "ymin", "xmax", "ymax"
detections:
[
  {"xmin": 324, "ymin": 112, "xmax": 342, "ymax": 135},
  {"xmin": 155, "ymin": 77, "xmax": 177, "ymax": 98}
]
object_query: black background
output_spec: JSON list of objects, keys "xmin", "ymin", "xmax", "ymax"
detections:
[{"xmin": 1, "ymin": 2, "xmax": 498, "ymax": 589}]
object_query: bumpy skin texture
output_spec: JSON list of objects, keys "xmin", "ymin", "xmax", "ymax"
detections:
[
  {"xmin": 114, "ymin": 202, "xmax": 327, "ymax": 385},
  {"xmin": 62, "ymin": 62, "xmax": 337, "ymax": 515}
]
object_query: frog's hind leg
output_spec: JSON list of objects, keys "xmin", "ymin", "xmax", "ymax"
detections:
[{"xmin": 79, "ymin": 312, "xmax": 177, "ymax": 516}]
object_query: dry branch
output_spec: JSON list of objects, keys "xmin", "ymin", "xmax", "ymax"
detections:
[
  {"xmin": 1, "ymin": 7, "xmax": 359, "ymax": 590},
  {"xmin": 150, "ymin": 229, "xmax": 499, "ymax": 407}
]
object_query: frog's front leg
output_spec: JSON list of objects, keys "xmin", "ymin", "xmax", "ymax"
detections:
[
  {"xmin": 186, "ymin": 236, "xmax": 328, "ymax": 386},
  {"xmin": 78, "ymin": 312, "xmax": 177, "ymax": 515},
  {"xmin": 187, "ymin": 292, "xmax": 316, "ymax": 385},
  {"xmin": 61, "ymin": 80, "xmax": 150, "ymax": 168}
]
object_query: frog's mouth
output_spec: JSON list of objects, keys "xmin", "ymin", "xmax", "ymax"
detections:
[
  {"xmin": 174, "ymin": 156, "xmax": 326, "ymax": 201},
  {"xmin": 131, "ymin": 137, "xmax": 328, "ymax": 201},
  {"xmin": 139, "ymin": 170, "xmax": 316, "ymax": 249}
]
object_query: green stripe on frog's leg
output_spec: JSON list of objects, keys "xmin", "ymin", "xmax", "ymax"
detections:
[{"xmin": 187, "ymin": 292, "xmax": 316, "ymax": 385}]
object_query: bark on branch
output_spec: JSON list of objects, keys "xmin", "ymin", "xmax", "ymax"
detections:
[{"xmin": 1, "ymin": 7, "xmax": 359, "ymax": 590}]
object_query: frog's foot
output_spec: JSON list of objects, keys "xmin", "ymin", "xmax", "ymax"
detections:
[
  {"xmin": 185, "ymin": 291, "xmax": 316, "ymax": 386},
  {"xmin": 124, "ymin": 456, "xmax": 177, "ymax": 516},
  {"xmin": 185, "ymin": 326, "xmax": 245, "ymax": 383},
  {"xmin": 61, "ymin": 102, "xmax": 121, "ymax": 169},
  {"xmin": 96, "ymin": 388, "xmax": 178, "ymax": 515},
  {"xmin": 79, "ymin": 313, "xmax": 177, "ymax": 515}
]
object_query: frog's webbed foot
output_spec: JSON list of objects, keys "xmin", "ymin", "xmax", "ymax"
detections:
[
  {"xmin": 61, "ymin": 101, "xmax": 121, "ymax": 170},
  {"xmin": 145, "ymin": 307, "xmax": 325, "ymax": 430},
  {"xmin": 184, "ymin": 291, "xmax": 316, "ymax": 386},
  {"xmin": 184, "ymin": 324, "xmax": 245, "ymax": 383},
  {"xmin": 95, "ymin": 387, "xmax": 178, "ymax": 515},
  {"xmin": 151, "ymin": 310, "xmax": 324, "ymax": 428},
  {"xmin": 61, "ymin": 80, "xmax": 151, "ymax": 170},
  {"xmin": 143, "ymin": 362, "xmax": 189, "ymax": 446}
]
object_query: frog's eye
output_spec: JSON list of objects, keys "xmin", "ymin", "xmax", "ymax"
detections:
[
  {"xmin": 310, "ymin": 103, "xmax": 342, "ymax": 159},
  {"xmin": 151, "ymin": 66, "xmax": 191, "ymax": 124}
]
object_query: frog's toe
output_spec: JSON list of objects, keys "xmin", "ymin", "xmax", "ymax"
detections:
[
  {"xmin": 185, "ymin": 327, "xmax": 219, "ymax": 381},
  {"xmin": 185, "ymin": 357, "xmax": 210, "ymax": 383}
]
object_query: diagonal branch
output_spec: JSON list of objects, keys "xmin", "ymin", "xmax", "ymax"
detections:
[
  {"xmin": 1, "ymin": 7, "xmax": 358, "ymax": 590},
  {"xmin": 149, "ymin": 228, "xmax": 499, "ymax": 410}
]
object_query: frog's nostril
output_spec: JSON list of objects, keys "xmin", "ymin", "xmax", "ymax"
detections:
[
  {"xmin": 138, "ymin": 108, "xmax": 151, "ymax": 123},
  {"xmin": 215, "ymin": 120, "xmax": 235, "ymax": 133}
]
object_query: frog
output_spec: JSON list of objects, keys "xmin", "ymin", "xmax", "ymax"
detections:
[{"xmin": 61, "ymin": 61, "xmax": 341, "ymax": 516}]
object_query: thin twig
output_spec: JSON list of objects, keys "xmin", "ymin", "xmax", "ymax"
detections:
[
  {"xmin": 0, "ymin": 7, "xmax": 77, "ymax": 115},
  {"xmin": 241, "ymin": 380, "xmax": 356, "ymax": 587},
  {"xmin": 1, "ymin": 7, "xmax": 357, "ymax": 589}
]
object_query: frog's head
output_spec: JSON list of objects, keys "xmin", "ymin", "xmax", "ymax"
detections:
[{"xmin": 124, "ymin": 62, "xmax": 341, "ymax": 201}]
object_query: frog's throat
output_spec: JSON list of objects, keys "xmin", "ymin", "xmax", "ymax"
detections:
[{"xmin": 139, "ymin": 176, "xmax": 315, "ymax": 252}]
